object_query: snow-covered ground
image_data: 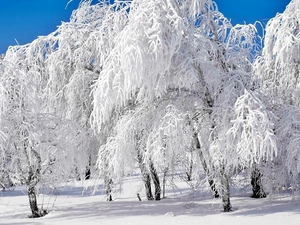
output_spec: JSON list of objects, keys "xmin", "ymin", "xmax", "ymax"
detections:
[{"xmin": 1, "ymin": 176, "xmax": 300, "ymax": 225}]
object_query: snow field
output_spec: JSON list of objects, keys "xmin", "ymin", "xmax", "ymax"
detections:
[{"xmin": 1, "ymin": 176, "xmax": 299, "ymax": 225}]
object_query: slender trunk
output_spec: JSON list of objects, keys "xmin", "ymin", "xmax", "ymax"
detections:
[
  {"xmin": 220, "ymin": 166, "xmax": 232, "ymax": 212},
  {"xmin": 186, "ymin": 155, "xmax": 193, "ymax": 181},
  {"xmin": 137, "ymin": 193, "xmax": 142, "ymax": 201},
  {"xmin": 85, "ymin": 156, "xmax": 91, "ymax": 180},
  {"xmin": 193, "ymin": 133, "xmax": 219, "ymax": 198},
  {"xmin": 208, "ymin": 179, "xmax": 219, "ymax": 198},
  {"xmin": 25, "ymin": 148, "xmax": 45, "ymax": 217},
  {"xmin": 27, "ymin": 186, "xmax": 41, "ymax": 218},
  {"xmin": 150, "ymin": 162, "xmax": 161, "ymax": 201},
  {"xmin": 143, "ymin": 172, "xmax": 154, "ymax": 200},
  {"xmin": 162, "ymin": 167, "xmax": 168, "ymax": 199},
  {"xmin": 85, "ymin": 168, "xmax": 91, "ymax": 180},
  {"xmin": 251, "ymin": 164, "xmax": 266, "ymax": 198},
  {"xmin": 105, "ymin": 176, "xmax": 113, "ymax": 201}
]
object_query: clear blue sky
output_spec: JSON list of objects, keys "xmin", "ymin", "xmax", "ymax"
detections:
[
  {"xmin": 0, "ymin": 0, "xmax": 97, "ymax": 54},
  {"xmin": 214, "ymin": 0, "xmax": 290, "ymax": 25},
  {"xmin": 0, "ymin": 0, "xmax": 291, "ymax": 54}
]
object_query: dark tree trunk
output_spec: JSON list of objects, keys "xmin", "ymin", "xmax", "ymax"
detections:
[
  {"xmin": 186, "ymin": 157, "xmax": 193, "ymax": 181},
  {"xmin": 193, "ymin": 133, "xmax": 219, "ymax": 198},
  {"xmin": 27, "ymin": 186, "xmax": 45, "ymax": 218},
  {"xmin": 220, "ymin": 167, "xmax": 232, "ymax": 212},
  {"xmin": 85, "ymin": 168, "xmax": 91, "ymax": 180},
  {"xmin": 105, "ymin": 176, "xmax": 113, "ymax": 201},
  {"xmin": 85, "ymin": 156, "xmax": 92, "ymax": 180},
  {"xmin": 137, "ymin": 193, "xmax": 142, "ymax": 201},
  {"xmin": 143, "ymin": 172, "xmax": 154, "ymax": 200},
  {"xmin": 251, "ymin": 165, "xmax": 266, "ymax": 198},
  {"xmin": 25, "ymin": 150, "xmax": 46, "ymax": 218},
  {"xmin": 150, "ymin": 162, "xmax": 161, "ymax": 201},
  {"xmin": 208, "ymin": 179, "xmax": 219, "ymax": 198}
]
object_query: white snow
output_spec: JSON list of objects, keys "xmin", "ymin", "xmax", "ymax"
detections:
[{"xmin": 1, "ymin": 177, "xmax": 299, "ymax": 225}]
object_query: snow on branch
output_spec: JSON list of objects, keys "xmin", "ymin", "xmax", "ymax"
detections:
[
  {"xmin": 228, "ymin": 90, "xmax": 277, "ymax": 165},
  {"xmin": 91, "ymin": 0, "xmax": 217, "ymax": 130},
  {"xmin": 226, "ymin": 22, "xmax": 263, "ymax": 69},
  {"xmin": 276, "ymin": 105, "xmax": 300, "ymax": 177},
  {"xmin": 254, "ymin": 0, "xmax": 300, "ymax": 106}
]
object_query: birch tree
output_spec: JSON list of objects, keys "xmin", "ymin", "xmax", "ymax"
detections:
[
  {"xmin": 194, "ymin": 6, "xmax": 276, "ymax": 209},
  {"xmin": 0, "ymin": 56, "xmax": 86, "ymax": 217}
]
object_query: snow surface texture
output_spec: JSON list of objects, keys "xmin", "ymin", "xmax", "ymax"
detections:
[{"xmin": 0, "ymin": 178, "xmax": 299, "ymax": 225}]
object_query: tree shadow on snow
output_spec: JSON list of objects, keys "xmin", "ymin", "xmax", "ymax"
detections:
[
  {"xmin": 228, "ymin": 195, "xmax": 300, "ymax": 217},
  {"xmin": 45, "ymin": 193, "xmax": 300, "ymax": 221},
  {"xmin": 46, "ymin": 196, "xmax": 222, "ymax": 221},
  {"xmin": 0, "ymin": 184, "xmax": 106, "ymax": 199}
]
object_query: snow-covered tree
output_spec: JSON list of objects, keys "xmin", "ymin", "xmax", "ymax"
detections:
[
  {"xmin": 40, "ymin": 0, "xmax": 131, "ymax": 199},
  {"xmin": 254, "ymin": 0, "xmax": 300, "ymax": 193},
  {"xmin": 0, "ymin": 56, "xmax": 86, "ymax": 217},
  {"xmin": 90, "ymin": 0, "xmax": 277, "ymax": 211},
  {"xmin": 0, "ymin": 1, "xmax": 122, "ymax": 216},
  {"xmin": 254, "ymin": 0, "xmax": 299, "ymax": 107},
  {"xmin": 91, "ymin": 0, "xmax": 216, "ymax": 201}
]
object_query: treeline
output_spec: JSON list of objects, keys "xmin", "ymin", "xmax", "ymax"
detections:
[{"xmin": 0, "ymin": 0, "xmax": 299, "ymax": 217}]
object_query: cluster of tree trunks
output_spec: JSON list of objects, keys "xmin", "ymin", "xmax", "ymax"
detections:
[
  {"xmin": 137, "ymin": 149, "xmax": 161, "ymax": 201},
  {"xmin": 104, "ymin": 133, "xmax": 267, "ymax": 211},
  {"xmin": 150, "ymin": 162, "xmax": 161, "ymax": 201}
]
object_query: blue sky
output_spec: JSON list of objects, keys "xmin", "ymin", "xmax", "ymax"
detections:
[
  {"xmin": 214, "ymin": 0, "xmax": 290, "ymax": 25},
  {"xmin": 0, "ymin": 0, "xmax": 89, "ymax": 54},
  {"xmin": 0, "ymin": 0, "xmax": 291, "ymax": 54}
]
